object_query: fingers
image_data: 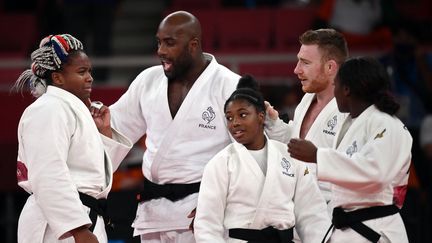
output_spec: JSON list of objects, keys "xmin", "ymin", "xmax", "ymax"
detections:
[
  {"xmin": 288, "ymin": 138, "xmax": 306, "ymax": 161},
  {"xmin": 264, "ymin": 100, "xmax": 279, "ymax": 120},
  {"xmin": 288, "ymin": 138, "xmax": 317, "ymax": 162},
  {"xmin": 90, "ymin": 101, "xmax": 104, "ymax": 110},
  {"xmin": 187, "ymin": 208, "xmax": 196, "ymax": 218},
  {"xmin": 188, "ymin": 208, "xmax": 196, "ymax": 232},
  {"xmin": 89, "ymin": 101, "xmax": 107, "ymax": 117}
]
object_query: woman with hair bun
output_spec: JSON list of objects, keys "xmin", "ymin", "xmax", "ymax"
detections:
[
  {"xmin": 288, "ymin": 57, "xmax": 412, "ymax": 243},
  {"xmin": 13, "ymin": 34, "xmax": 132, "ymax": 243},
  {"xmin": 194, "ymin": 75, "xmax": 331, "ymax": 243}
]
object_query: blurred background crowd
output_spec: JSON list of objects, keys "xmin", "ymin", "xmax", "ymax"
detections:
[{"xmin": 0, "ymin": 0, "xmax": 431, "ymax": 242}]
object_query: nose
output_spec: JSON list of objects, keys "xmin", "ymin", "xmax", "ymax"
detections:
[
  {"xmin": 157, "ymin": 43, "xmax": 166, "ymax": 57},
  {"xmin": 294, "ymin": 62, "xmax": 301, "ymax": 75},
  {"xmin": 232, "ymin": 116, "xmax": 241, "ymax": 127},
  {"xmin": 86, "ymin": 72, "xmax": 93, "ymax": 83}
]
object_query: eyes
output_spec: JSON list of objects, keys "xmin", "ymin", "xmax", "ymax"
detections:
[
  {"xmin": 77, "ymin": 67, "xmax": 92, "ymax": 76},
  {"xmin": 157, "ymin": 39, "xmax": 176, "ymax": 48},
  {"xmin": 226, "ymin": 112, "xmax": 248, "ymax": 122}
]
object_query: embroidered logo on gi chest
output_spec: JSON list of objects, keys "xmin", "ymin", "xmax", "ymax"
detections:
[
  {"xmin": 323, "ymin": 115, "xmax": 337, "ymax": 136},
  {"xmin": 346, "ymin": 141, "xmax": 358, "ymax": 157},
  {"xmin": 199, "ymin": 106, "xmax": 216, "ymax": 130},
  {"xmin": 281, "ymin": 158, "xmax": 294, "ymax": 177}
]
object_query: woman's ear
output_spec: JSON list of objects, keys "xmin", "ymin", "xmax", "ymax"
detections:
[
  {"xmin": 51, "ymin": 72, "xmax": 63, "ymax": 86},
  {"xmin": 343, "ymin": 85, "xmax": 350, "ymax": 97},
  {"xmin": 258, "ymin": 111, "xmax": 265, "ymax": 124}
]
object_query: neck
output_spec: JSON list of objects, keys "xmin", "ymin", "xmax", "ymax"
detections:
[
  {"xmin": 246, "ymin": 135, "xmax": 266, "ymax": 150},
  {"xmin": 350, "ymin": 100, "xmax": 372, "ymax": 118},
  {"xmin": 315, "ymin": 83, "xmax": 334, "ymax": 106},
  {"xmin": 180, "ymin": 54, "xmax": 209, "ymax": 85}
]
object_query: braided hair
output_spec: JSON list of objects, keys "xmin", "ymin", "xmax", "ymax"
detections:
[
  {"xmin": 224, "ymin": 74, "xmax": 265, "ymax": 113},
  {"xmin": 12, "ymin": 34, "xmax": 84, "ymax": 98},
  {"xmin": 337, "ymin": 57, "xmax": 400, "ymax": 115}
]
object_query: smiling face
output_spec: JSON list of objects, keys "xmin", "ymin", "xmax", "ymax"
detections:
[
  {"xmin": 225, "ymin": 99, "xmax": 265, "ymax": 150},
  {"xmin": 52, "ymin": 51, "xmax": 93, "ymax": 103},
  {"xmin": 294, "ymin": 44, "xmax": 331, "ymax": 94}
]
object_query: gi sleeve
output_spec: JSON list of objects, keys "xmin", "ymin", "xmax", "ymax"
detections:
[
  {"xmin": 20, "ymin": 102, "xmax": 91, "ymax": 240},
  {"xmin": 194, "ymin": 152, "xmax": 229, "ymax": 243},
  {"xmin": 110, "ymin": 71, "xmax": 148, "ymax": 144},
  {"xmin": 293, "ymin": 163, "xmax": 332, "ymax": 243},
  {"xmin": 100, "ymin": 128, "xmax": 133, "ymax": 171},
  {"xmin": 317, "ymin": 121, "xmax": 412, "ymax": 194},
  {"xmin": 264, "ymin": 116, "xmax": 294, "ymax": 144}
]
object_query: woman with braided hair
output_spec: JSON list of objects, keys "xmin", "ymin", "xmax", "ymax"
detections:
[
  {"xmin": 13, "ymin": 34, "xmax": 132, "ymax": 243},
  {"xmin": 288, "ymin": 57, "xmax": 412, "ymax": 243}
]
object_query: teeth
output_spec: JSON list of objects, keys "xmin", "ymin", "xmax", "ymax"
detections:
[{"xmin": 163, "ymin": 62, "xmax": 172, "ymax": 71}]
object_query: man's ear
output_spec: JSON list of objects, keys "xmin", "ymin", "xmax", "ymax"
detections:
[
  {"xmin": 189, "ymin": 37, "xmax": 199, "ymax": 52},
  {"xmin": 51, "ymin": 72, "xmax": 63, "ymax": 86},
  {"xmin": 326, "ymin": 60, "xmax": 338, "ymax": 76}
]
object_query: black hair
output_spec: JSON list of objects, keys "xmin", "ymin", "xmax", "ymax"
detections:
[
  {"xmin": 337, "ymin": 57, "xmax": 400, "ymax": 115},
  {"xmin": 224, "ymin": 74, "xmax": 265, "ymax": 113}
]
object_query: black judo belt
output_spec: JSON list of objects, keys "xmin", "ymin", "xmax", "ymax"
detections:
[
  {"xmin": 324, "ymin": 205, "xmax": 399, "ymax": 243},
  {"xmin": 229, "ymin": 226, "xmax": 294, "ymax": 243},
  {"xmin": 136, "ymin": 177, "xmax": 201, "ymax": 202},
  {"xmin": 78, "ymin": 192, "xmax": 112, "ymax": 232}
]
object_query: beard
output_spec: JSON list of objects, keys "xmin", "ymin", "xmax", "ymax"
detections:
[{"xmin": 165, "ymin": 48, "xmax": 193, "ymax": 81}]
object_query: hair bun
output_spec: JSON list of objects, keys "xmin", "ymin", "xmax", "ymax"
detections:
[{"xmin": 237, "ymin": 74, "xmax": 259, "ymax": 91}]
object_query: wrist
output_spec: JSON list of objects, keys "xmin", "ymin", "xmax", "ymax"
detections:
[{"xmin": 99, "ymin": 127, "xmax": 113, "ymax": 138}]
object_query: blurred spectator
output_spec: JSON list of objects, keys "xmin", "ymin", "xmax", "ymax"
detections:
[
  {"xmin": 420, "ymin": 115, "xmax": 432, "ymax": 162},
  {"xmin": 380, "ymin": 24, "xmax": 432, "ymax": 129},
  {"xmin": 313, "ymin": 0, "xmax": 396, "ymax": 49},
  {"xmin": 416, "ymin": 114, "xmax": 432, "ymax": 241},
  {"xmin": 221, "ymin": 0, "xmax": 280, "ymax": 8},
  {"xmin": 278, "ymin": 84, "xmax": 303, "ymax": 123},
  {"xmin": 36, "ymin": 0, "xmax": 64, "ymax": 39},
  {"xmin": 62, "ymin": 0, "xmax": 119, "ymax": 83}
]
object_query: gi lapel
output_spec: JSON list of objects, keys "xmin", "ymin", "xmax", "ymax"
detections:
[
  {"xmin": 150, "ymin": 58, "xmax": 218, "ymax": 181},
  {"xmin": 305, "ymin": 98, "xmax": 338, "ymax": 141},
  {"xmin": 249, "ymin": 140, "xmax": 283, "ymax": 228}
]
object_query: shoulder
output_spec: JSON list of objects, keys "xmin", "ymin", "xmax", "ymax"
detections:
[
  {"xmin": 20, "ymin": 95, "xmax": 73, "ymax": 127},
  {"xmin": 25, "ymin": 95, "xmax": 68, "ymax": 114},
  {"xmin": 205, "ymin": 143, "xmax": 235, "ymax": 169},
  {"xmin": 131, "ymin": 66, "xmax": 165, "ymax": 85},
  {"xmin": 206, "ymin": 54, "xmax": 239, "ymax": 87},
  {"xmin": 127, "ymin": 65, "xmax": 165, "ymax": 92},
  {"xmin": 366, "ymin": 107, "xmax": 411, "ymax": 137}
]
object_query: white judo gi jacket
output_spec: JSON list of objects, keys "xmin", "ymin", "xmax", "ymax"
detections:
[
  {"xmin": 109, "ymin": 53, "xmax": 240, "ymax": 235},
  {"xmin": 16, "ymin": 86, "xmax": 132, "ymax": 243},
  {"xmin": 194, "ymin": 139, "xmax": 331, "ymax": 243},
  {"xmin": 317, "ymin": 105, "xmax": 412, "ymax": 243},
  {"xmin": 266, "ymin": 93, "xmax": 345, "ymax": 202}
]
